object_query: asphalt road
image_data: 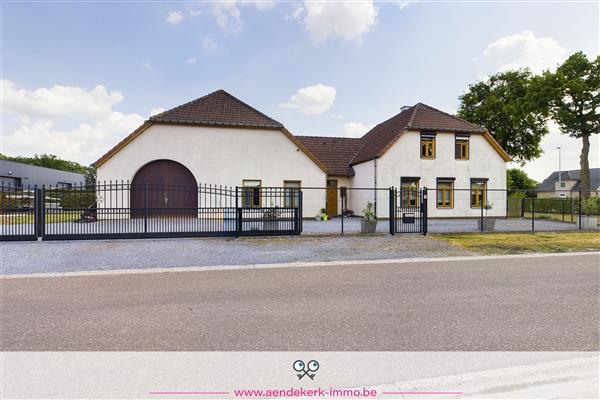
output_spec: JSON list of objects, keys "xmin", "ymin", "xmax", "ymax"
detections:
[{"xmin": 1, "ymin": 253, "xmax": 598, "ymax": 351}]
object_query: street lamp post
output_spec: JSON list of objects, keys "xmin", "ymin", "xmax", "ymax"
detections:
[{"xmin": 557, "ymin": 146, "xmax": 562, "ymax": 192}]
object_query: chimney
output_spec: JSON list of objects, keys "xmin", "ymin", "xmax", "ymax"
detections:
[{"xmin": 400, "ymin": 105, "xmax": 411, "ymax": 112}]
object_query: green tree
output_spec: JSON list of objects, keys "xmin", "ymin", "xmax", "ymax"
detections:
[
  {"xmin": 543, "ymin": 51, "xmax": 599, "ymax": 196},
  {"xmin": 458, "ymin": 70, "xmax": 550, "ymax": 165},
  {"xmin": 507, "ymin": 168, "xmax": 538, "ymax": 196}
]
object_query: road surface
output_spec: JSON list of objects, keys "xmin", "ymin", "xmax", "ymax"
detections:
[{"xmin": 1, "ymin": 253, "xmax": 598, "ymax": 351}]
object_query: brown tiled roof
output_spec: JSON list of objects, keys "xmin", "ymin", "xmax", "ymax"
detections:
[
  {"xmin": 351, "ymin": 103, "xmax": 486, "ymax": 165},
  {"xmin": 149, "ymin": 89, "xmax": 283, "ymax": 129},
  {"xmin": 296, "ymin": 136, "xmax": 365, "ymax": 176},
  {"xmin": 93, "ymin": 90, "xmax": 330, "ymax": 169}
]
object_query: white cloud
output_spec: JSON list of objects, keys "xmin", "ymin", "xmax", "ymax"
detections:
[
  {"xmin": 141, "ymin": 62, "xmax": 152, "ymax": 71},
  {"xmin": 149, "ymin": 107, "xmax": 165, "ymax": 116},
  {"xmin": 243, "ymin": 0, "xmax": 276, "ymax": 11},
  {"xmin": 210, "ymin": 2, "xmax": 243, "ymax": 32},
  {"xmin": 343, "ymin": 122, "xmax": 373, "ymax": 137},
  {"xmin": 185, "ymin": 57, "xmax": 197, "ymax": 64},
  {"xmin": 298, "ymin": 1, "xmax": 378, "ymax": 44},
  {"xmin": 209, "ymin": 1, "xmax": 276, "ymax": 32},
  {"xmin": 479, "ymin": 30, "xmax": 568, "ymax": 74},
  {"xmin": 394, "ymin": 0, "xmax": 414, "ymax": 9},
  {"xmin": 1, "ymin": 80, "xmax": 144, "ymax": 164},
  {"xmin": 280, "ymin": 84, "xmax": 336, "ymax": 115},
  {"xmin": 202, "ymin": 37, "xmax": 218, "ymax": 50},
  {"xmin": 166, "ymin": 10, "xmax": 184, "ymax": 25},
  {"xmin": 1, "ymin": 79, "xmax": 123, "ymax": 119},
  {"xmin": 189, "ymin": 9, "xmax": 202, "ymax": 17}
]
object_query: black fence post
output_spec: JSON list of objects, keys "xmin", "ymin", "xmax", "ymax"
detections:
[
  {"xmin": 298, "ymin": 189, "xmax": 303, "ymax": 234},
  {"xmin": 34, "ymin": 187, "xmax": 40, "ymax": 238},
  {"xmin": 531, "ymin": 197, "xmax": 535, "ymax": 232},
  {"xmin": 40, "ymin": 186, "xmax": 45, "ymax": 239},
  {"xmin": 389, "ymin": 187, "xmax": 395, "ymax": 235},
  {"xmin": 578, "ymin": 191, "xmax": 582, "ymax": 230},
  {"xmin": 340, "ymin": 188, "xmax": 344, "ymax": 236},
  {"xmin": 234, "ymin": 186, "xmax": 240, "ymax": 237},
  {"xmin": 422, "ymin": 187, "xmax": 428, "ymax": 236},
  {"xmin": 143, "ymin": 180, "xmax": 148, "ymax": 234}
]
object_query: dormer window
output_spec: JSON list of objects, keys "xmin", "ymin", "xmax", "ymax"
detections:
[
  {"xmin": 455, "ymin": 134, "xmax": 470, "ymax": 160},
  {"xmin": 420, "ymin": 132, "xmax": 436, "ymax": 159}
]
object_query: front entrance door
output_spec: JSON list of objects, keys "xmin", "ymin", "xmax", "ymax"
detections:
[{"xmin": 326, "ymin": 179, "xmax": 338, "ymax": 216}]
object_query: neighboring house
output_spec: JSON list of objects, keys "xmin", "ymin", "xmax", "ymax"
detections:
[
  {"xmin": 0, "ymin": 160, "xmax": 85, "ymax": 189},
  {"xmin": 537, "ymin": 168, "xmax": 600, "ymax": 198},
  {"xmin": 94, "ymin": 90, "xmax": 510, "ymax": 219}
]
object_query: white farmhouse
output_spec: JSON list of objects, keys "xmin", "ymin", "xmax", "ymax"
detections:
[{"xmin": 94, "ymin": 90, "xmax": 510, "ymax": 219}]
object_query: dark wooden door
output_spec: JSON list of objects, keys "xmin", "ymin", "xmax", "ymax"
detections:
[
  {"xmin": 130, "ymin": 160, "xmax": 197, "ymax": 217},
  {"xmin": 326, "ymin": 179, "xmax": 338, "ymax": 216}
]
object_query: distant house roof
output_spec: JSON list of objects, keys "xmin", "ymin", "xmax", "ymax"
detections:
[
  {"xmin": 296, "ymin": 136, "xmax": 365, "ymax": 176},
  {"xmin": 351, "ymin": 103, "xmax": 488, "ymax": 165},
  {"xmin": 149, "ymin": 89, "xmax": 284, "ymax": 129},
  {"xmin": 537, "ymin": 168, "xmax": 600, "ymax": 192}
]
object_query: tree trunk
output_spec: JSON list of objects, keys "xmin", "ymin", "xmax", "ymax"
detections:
[{"xmin": 579, "ymin": 134, "xmax": 591, "ymax": 197}]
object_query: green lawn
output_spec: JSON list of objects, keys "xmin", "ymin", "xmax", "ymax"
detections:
[{"xmin": 434, "ymin": 231, "xmax": 600, "ymax": 254}]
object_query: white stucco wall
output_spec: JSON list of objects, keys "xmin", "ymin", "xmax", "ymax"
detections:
[
  {"xmin": 348, "ymin": 160, "xmax": 377, "ymax": 216},
  {"xmin": 96, "ymin": 124, "xmax": 327, "ymax": 216},
  {"xmin": 354, "ymin": 130, "xmax": 507, "ymax": 218}
]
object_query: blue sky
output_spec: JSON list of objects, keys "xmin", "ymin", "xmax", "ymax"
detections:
[{"xmin": 1, "ymin": 1, "xmax": 598, "ymax": 181}]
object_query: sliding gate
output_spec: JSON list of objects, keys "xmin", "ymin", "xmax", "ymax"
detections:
[
  {"xmin": 392, "ymin": 187, "xmax": 427, "ymax": 235},
  {"xmin": 1, "ymin": 182, "xmax": 302, "ymax": 241}
]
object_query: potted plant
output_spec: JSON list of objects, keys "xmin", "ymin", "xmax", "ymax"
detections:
[
  {"xmin": 477, "ymin": 201, "xmax": 495, "ymax": 231},
  {"xmin": 262, "ymin": 206, "xmax": 280, "ymax": 231},
  {"xmin": 360, "ymin": 202, "xmax": 377, "ymax": 233},
  {"xmin": 320, "ymin": 207, "xmax": 328, "ymax": 221},
  {"xmin": 577, "ymin": 197, "xmax": 599, "ymax": 230}
]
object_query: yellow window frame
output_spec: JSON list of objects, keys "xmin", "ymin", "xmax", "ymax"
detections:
[
  {"xmin": 437, "ymin": 181, "xmax": 454, "ymax": 208},
  {"xmin": 421, "ymin": 137, "xmax": 436, "ymax": 159},
  {"xmin": 470, "ymin": 181, "xmax": 487, "ymax": 208},
  {"xmin": 400, "ymin": 178, "xmax": 420, "ymax": 207},
  {"xmin": 456, "ymin": 140, "xmax": 469, "ymax": 160}
]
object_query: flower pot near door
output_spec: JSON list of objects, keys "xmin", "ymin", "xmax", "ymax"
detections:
[
  {"xmin": 477, "ymin": 218, "xmax": 496, "ymax": 232},
  {"xmin": 361, "ymin": 219, "xmax": 377, "ymax": 233}
]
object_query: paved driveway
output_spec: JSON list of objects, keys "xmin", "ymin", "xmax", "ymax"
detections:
[{"xmin": 2, "ymin": 253, "xmax": 598, "ymax": 351}]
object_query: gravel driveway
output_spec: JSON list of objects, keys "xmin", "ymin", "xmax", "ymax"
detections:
[{"xmin": 1, "ymin": 235, "xmax": 471, "ymax": 275}]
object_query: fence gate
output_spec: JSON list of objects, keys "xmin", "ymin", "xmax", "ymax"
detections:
[
  {"xmin": 38, "ymin": 182, "xmax": 302, "ymax": 241},
  {"xmin": 392, "ymin": 187, "xmax": 427, "ymax": 235}
]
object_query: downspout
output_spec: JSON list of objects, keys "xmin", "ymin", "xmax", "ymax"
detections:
[{"xmin": 374, "ymin": 158, "xmax": 377, "ymax": 216}]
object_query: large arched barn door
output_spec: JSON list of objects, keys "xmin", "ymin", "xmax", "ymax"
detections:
[{"xmin": 130, "ymin": 160, "xmax": 198, "ymax": 217}]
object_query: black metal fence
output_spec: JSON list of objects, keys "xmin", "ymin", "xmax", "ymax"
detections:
[
  {"xmin": 392, "ymin": 187, "xmax": 427, "ymax": 234},
  {"xmin": 0, "ymin": 184, "xmax": 39, "ymax": 241},
  {"xmin": 2, "ymin": 183, "xmax": 599, "ymax": 241},
  {"xmin": 1, "ymin": 182, "xmax": 301, "ymax": 241}
]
